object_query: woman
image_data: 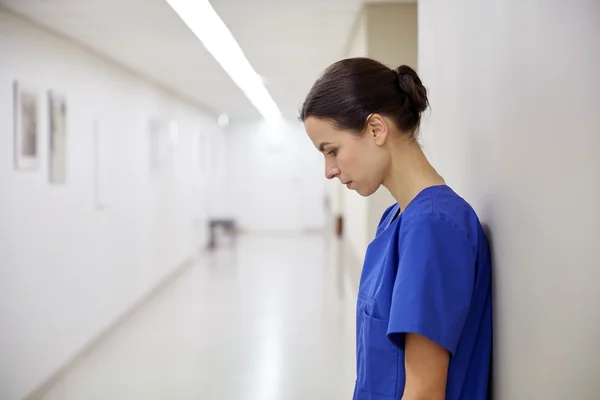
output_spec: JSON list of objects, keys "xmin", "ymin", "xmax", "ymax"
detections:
[{"xmin": 300, "ymin": 58, "xmax": 492, "ymax": 400}]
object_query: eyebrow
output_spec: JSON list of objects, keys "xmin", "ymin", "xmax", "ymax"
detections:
[{"xmin": 318, "ymin": 142, "xmax": 332, "ymax": 152}]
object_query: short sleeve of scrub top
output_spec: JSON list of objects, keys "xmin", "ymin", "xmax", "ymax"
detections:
[{"xmin": 386, "ymin": 213, "xmax": 476, "ymax": 356}]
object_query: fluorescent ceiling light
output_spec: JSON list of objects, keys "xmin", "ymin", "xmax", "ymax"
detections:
[{"xmin": 165, "ymin": 0, "xmax": 282, "ymax": 123}]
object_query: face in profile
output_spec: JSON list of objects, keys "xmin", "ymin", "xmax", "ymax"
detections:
[{"xmin": 304, "ymin": 116, "xmax": 390, "ymax": 197}]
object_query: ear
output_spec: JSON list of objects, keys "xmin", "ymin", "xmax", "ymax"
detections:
[{"xmin": 366, "ymin": 113, "xmax": 389, "ymax": 146}]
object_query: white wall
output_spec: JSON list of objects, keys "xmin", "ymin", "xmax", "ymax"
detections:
[
  {"xmin": 225, "ymin": 119, "xmax": 325, "ymax": 233},
  {"xmin": 418, "ymin": 1, "xmax": 600, "ymax": 398},
  {"xmin": 0, "ymin": 10, "xmax": 221, "ymax": 400}
]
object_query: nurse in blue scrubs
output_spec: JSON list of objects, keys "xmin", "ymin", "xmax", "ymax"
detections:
[{"xmin": 300, "ymin": 58, "xmax": 493, "ymax": 400}]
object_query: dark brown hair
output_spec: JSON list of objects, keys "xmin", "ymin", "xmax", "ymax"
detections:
[{"xmin": 299, "ymin": 57, "xmax": 429, "ymax": 138}]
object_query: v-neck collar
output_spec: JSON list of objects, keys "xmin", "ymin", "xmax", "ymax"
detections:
[{"xmin": 386, "ymin": 184, "xmax": 451, "ymax": 229}]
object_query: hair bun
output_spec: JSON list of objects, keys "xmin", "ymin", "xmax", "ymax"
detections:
[{"xmin": 394, "ymin": 65, "xmax": 429, "ymax": 113}]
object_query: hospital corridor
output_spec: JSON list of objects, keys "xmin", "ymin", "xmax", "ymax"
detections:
[
  {"xmin": 30, "ymin": 234, "xmax": 358, "ymax": 400},
  {"xmin": 1, "ymin": 1, "xmax": 600, "ymax": 400}
]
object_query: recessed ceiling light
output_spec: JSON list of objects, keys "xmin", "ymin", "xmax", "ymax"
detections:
[{"xmin": 218, "ymin": 113, "xmax": 230, "ymax": 128}]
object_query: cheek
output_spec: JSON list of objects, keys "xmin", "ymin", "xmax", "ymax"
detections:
[
  {"xmin": 337, "ymin": 152, "xmax": 356, "ymax": 175},
  {"xmin": 340, "ymin": 143, "xmax": 369, "ymax": 176},
  {"xmin": 342, "ymin": 149, "xmax": 380, "ymax": 183}
]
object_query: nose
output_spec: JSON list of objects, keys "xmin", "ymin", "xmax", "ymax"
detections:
[{"xmin": 325, "ymin": 162, "xmax": 340, "ymax": 180}]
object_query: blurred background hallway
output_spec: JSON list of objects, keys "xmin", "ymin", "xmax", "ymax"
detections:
[
  {"xmin": 32, "ymin": 234, "xmax": 357, "ymax": 400},
  {"xmin": 1, "ymin": 0, "xmax": 599, "ymax": 399}
]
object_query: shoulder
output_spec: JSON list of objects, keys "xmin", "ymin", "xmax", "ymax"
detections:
[{"xmin": 401, "ymin": 188, "xmax": 479, "ymax": 253}]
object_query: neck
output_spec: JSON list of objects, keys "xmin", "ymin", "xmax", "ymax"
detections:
[{"xmin": 382, "ymin": 139, "xmax": 446, "ymax": 211}]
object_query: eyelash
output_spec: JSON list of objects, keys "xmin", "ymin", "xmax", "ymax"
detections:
[{"xmin": 327, "ymin": 149, "xmax": 338, "ymax": 157}]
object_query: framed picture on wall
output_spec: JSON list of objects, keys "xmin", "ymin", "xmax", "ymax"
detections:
[
  {"xmin": 148, "ymin": 118, "xmax": 177, "ymax": 174},
  {"xmin": 48, "ymin": 90, "xmax": 67, "ymax": 183},
  {"xmin": 13, "ymin": 80, "xmax": 40, "ymax": 170}
]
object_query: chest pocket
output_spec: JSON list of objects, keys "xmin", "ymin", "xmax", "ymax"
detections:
[{"xmin": 356, "ymin": 294, "xmax": 399, "ymax": 398}]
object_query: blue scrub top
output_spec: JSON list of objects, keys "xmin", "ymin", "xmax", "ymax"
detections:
[{"xmin": 353, "ymin": 185, "xmax": 492, "ymax": 400}]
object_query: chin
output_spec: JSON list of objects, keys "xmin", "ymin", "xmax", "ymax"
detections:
[{"xmin": 355, "ymin": 185, "xmax": 378, "ymax": 197}]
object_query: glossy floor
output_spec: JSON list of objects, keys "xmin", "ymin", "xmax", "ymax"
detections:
[{"xmin": 39, "ymin": 234, "xmax": 357, "ymax": 400}]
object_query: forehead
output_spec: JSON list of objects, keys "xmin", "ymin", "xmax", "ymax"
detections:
[{"xmin": 304, "ymin": 117, "xmax": 342, "ymax": 146}]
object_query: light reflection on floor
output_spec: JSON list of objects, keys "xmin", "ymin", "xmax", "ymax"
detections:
[{"xmin": 38, "ymin": 233, "xmax": 357, "ymax": 400}]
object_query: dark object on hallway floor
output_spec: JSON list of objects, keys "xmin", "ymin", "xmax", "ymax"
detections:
[{"xmin": 207, "ymin": 218, "xmax": 238, "ymax": 249}]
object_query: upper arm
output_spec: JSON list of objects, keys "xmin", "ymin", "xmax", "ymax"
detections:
[
  {"xmin": 403, "ymin": 333, "xmax": 449, "ymax": 400},
  {"xmin": 387, "ymin": 214, "xmax": 475, "ymax": 354},
  {"xmin": 386, "ymin": 214, "xmax": 476, "ymax": 397}
]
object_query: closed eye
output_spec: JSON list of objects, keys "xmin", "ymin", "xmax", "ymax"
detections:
[{"xmin": 327, "ymin": 149, "xmax": 338, "ymax": 157}]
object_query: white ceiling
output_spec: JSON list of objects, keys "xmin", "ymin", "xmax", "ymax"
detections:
[{"xmin": 0, "ymin": 0, "xmax": 414, "ymax": 121}]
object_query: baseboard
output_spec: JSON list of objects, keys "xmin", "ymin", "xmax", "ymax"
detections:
[
  {"xmin": 237, "ymin": 229, "xmax": 324, "ymax": 236},
  {"xmin": 24, "ymin": 256, "xmax": 197, "ymax": 400},
  {"xmin": 302, "ymin": 227, "xmax": 324, "ymax": 234}
]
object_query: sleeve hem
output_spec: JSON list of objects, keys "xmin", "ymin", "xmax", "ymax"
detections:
[{"xmin": 387, "ymin": 325, "xmax": 457, "ymax": 357}]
